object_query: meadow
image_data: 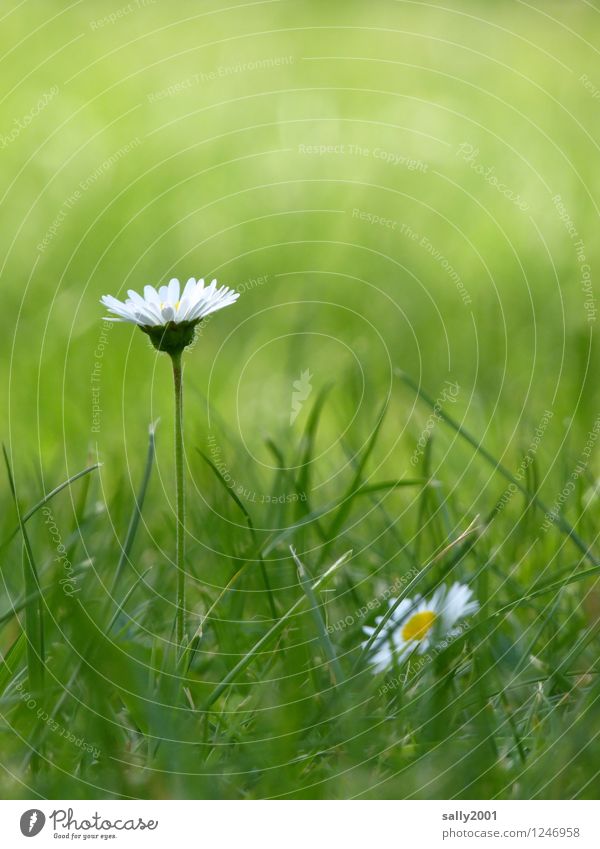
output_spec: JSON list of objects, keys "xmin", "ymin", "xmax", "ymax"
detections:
[{"xmin": 0, "ymin": 0, "xmax": 599, "ymax": 799}]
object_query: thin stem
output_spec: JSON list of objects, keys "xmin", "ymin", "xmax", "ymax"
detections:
[{"xmin": 171, "ymin": 351, "xmax": 186, "ymax": 648}]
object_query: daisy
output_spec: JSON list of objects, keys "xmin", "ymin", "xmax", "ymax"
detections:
[
  {"xmin": 364, "ymin": 582, "xmax": 479, "ymax": 671},
  {"xmin": 101, "ymin": 277, "xmax": 239, "ymax": 354},
  {"xmin": 100, "ymin": 276, "xmax": 240, "ymax": 650}
]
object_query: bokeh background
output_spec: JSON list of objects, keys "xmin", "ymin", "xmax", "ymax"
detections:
[
  {"xmin": 2, "ymin": 0, "xmax": 598, "ymax": 481},
  {"xmin": 0, "ymin": 0, "xmax": 599, "ymax": 799}
]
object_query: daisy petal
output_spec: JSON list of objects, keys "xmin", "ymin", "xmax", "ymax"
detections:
[
  {"xmin": 101, "ymin": 276, "xmax": 240, "ymax": 331},
  {"xmin": 167, "ymin": 278, "xmax": 180, "ymax": 303}
]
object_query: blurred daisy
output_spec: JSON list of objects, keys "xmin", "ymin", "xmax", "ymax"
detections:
[{"xmin": 364, "ymin": 582, "xmax": 479, "ymax": 671}]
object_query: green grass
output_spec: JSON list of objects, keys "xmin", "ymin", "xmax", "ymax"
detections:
[{"xmin": 0, "ymin": 0, "xmax": 599, "ymax": 799}]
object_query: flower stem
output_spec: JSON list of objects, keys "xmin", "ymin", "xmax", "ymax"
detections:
[{"xmin": 171, "ymin": 350, "xmax": 186, "ymax": 649}]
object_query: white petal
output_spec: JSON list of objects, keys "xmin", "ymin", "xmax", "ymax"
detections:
[
  {"xmin": 127, "ymin": 289, "xmax": 145, "ymax": 306},
  {"xmin": 440, "ymin": 583, "xmax": 478, "ymax": 630},
  {"xmin": 100, "ymin": 295, "xmax": 139, "ymax": 323},
  {"xmin": 144, "ymin": 285, "xmax": 160, "ymax": 304},
  {"xmin": 370, "ymin": 641, "xmax": 393, "ymax": 672},
  {"xmin": 167, "ymin": 278, "xmax": 180, "ymax": 303},
  {"xmin": 102, "ymin": 275, "xmax": 240, "ymax": 330},
  {"xmin": 182, "ymin": 278, "xmax": 197, "ymax": 300},
  {"xmin": 134, "ymin": 304, "xmax": 161, "ymax": 325},
  {"xmin": 190, "ymin": 287, "xmax": 240, "ymax": 321},
  {"xmin": 388, "ymin": 598, "xmax": 414, "ymax": 627},
  {"xmin": 101, "ymin": 294, "xmax": 126, "ymax": 309},
  {"xmin": 176, "ymin": 300, "xmax": 192, "ymax": 321},
  {"xmin": 429, "ymin": 584, "xmax": 447, "ymax": 612}
]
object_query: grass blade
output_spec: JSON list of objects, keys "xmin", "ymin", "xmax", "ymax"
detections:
[
  {"xmin": 295, "ymin": 382, "xmax": 333, "ymax": 503},
  {"xmin": 358, "ymin": 515, "xmax": 481, "ymax": 666},
  {"xmin": 355, "ymin": 478, "xmax": 425, "ymax": 496},
  {"xmin": 204, "ymin": 550, "xmax": 352, "ymax": 708},
  {"xmin": 261, "ymin": 477, "xmax": 423, "ymax": 557},
  {"xmin": 109, "ymin": 420, "xmax": 157, "ymax": 597},
  {"xmin": 290, "ymin": 546, "xmax": 344, "ymax": 686},
  {"xmin": 398, "ymin": 371, "xmax": 598, "ymax": 566},
  {"xmin": 21, "ymin": 565, "xmax": 155, "ymax": 769},
  {"xmin": 0, "ymin": 462, "xmax": 101, "ymax": 551},
  {"xmin": 2, "ymin": 445, "xmax": 44, "ymax": 693},
  {"xmin": 324, "ymin": 399, "xmax": 389, "ymax": 554},
  {"xmin": 197, "ymin": 447, "xmax": 277, "ymax": 618},
  {"xmin": 0, "ymin": 632, "xmax": 26, "ymax": 696},
  {"xmin": 198, "ymin": 449, "xmax": 253, "ymax": 532}
]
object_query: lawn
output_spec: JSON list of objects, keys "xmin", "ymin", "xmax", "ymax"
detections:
[{"xmin": 0, "ymin": 0, "xmax": 599, "ymax": 799}]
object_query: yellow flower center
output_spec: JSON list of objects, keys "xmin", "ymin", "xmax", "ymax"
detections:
[{"xmin": 401, "ymin": 610, "xmax": 437, "ymax": 641}]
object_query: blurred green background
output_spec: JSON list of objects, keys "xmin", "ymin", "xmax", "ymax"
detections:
[
  {"xmin": 2, "ymin": 0, "xmax": 598, "ymax": 472},
  {"xmin": 0, "ymin": 0, "xmax": 599, "ymax": 800}
]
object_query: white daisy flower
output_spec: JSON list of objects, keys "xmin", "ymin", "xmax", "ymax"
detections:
[
  {"xmin": 364, "ymin": 582, "xmax": 479, "ymax": 671},
  {"xmin": 101, "ymin": 277, "xmax": 239, "ymax": 328},
  {"xmin": 101, "ymin": 277, "xmax": 239, "ymax": 355},
  {"xmin": 100, "ymin": 276, "xmax": 242, "ymax": 647}
]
